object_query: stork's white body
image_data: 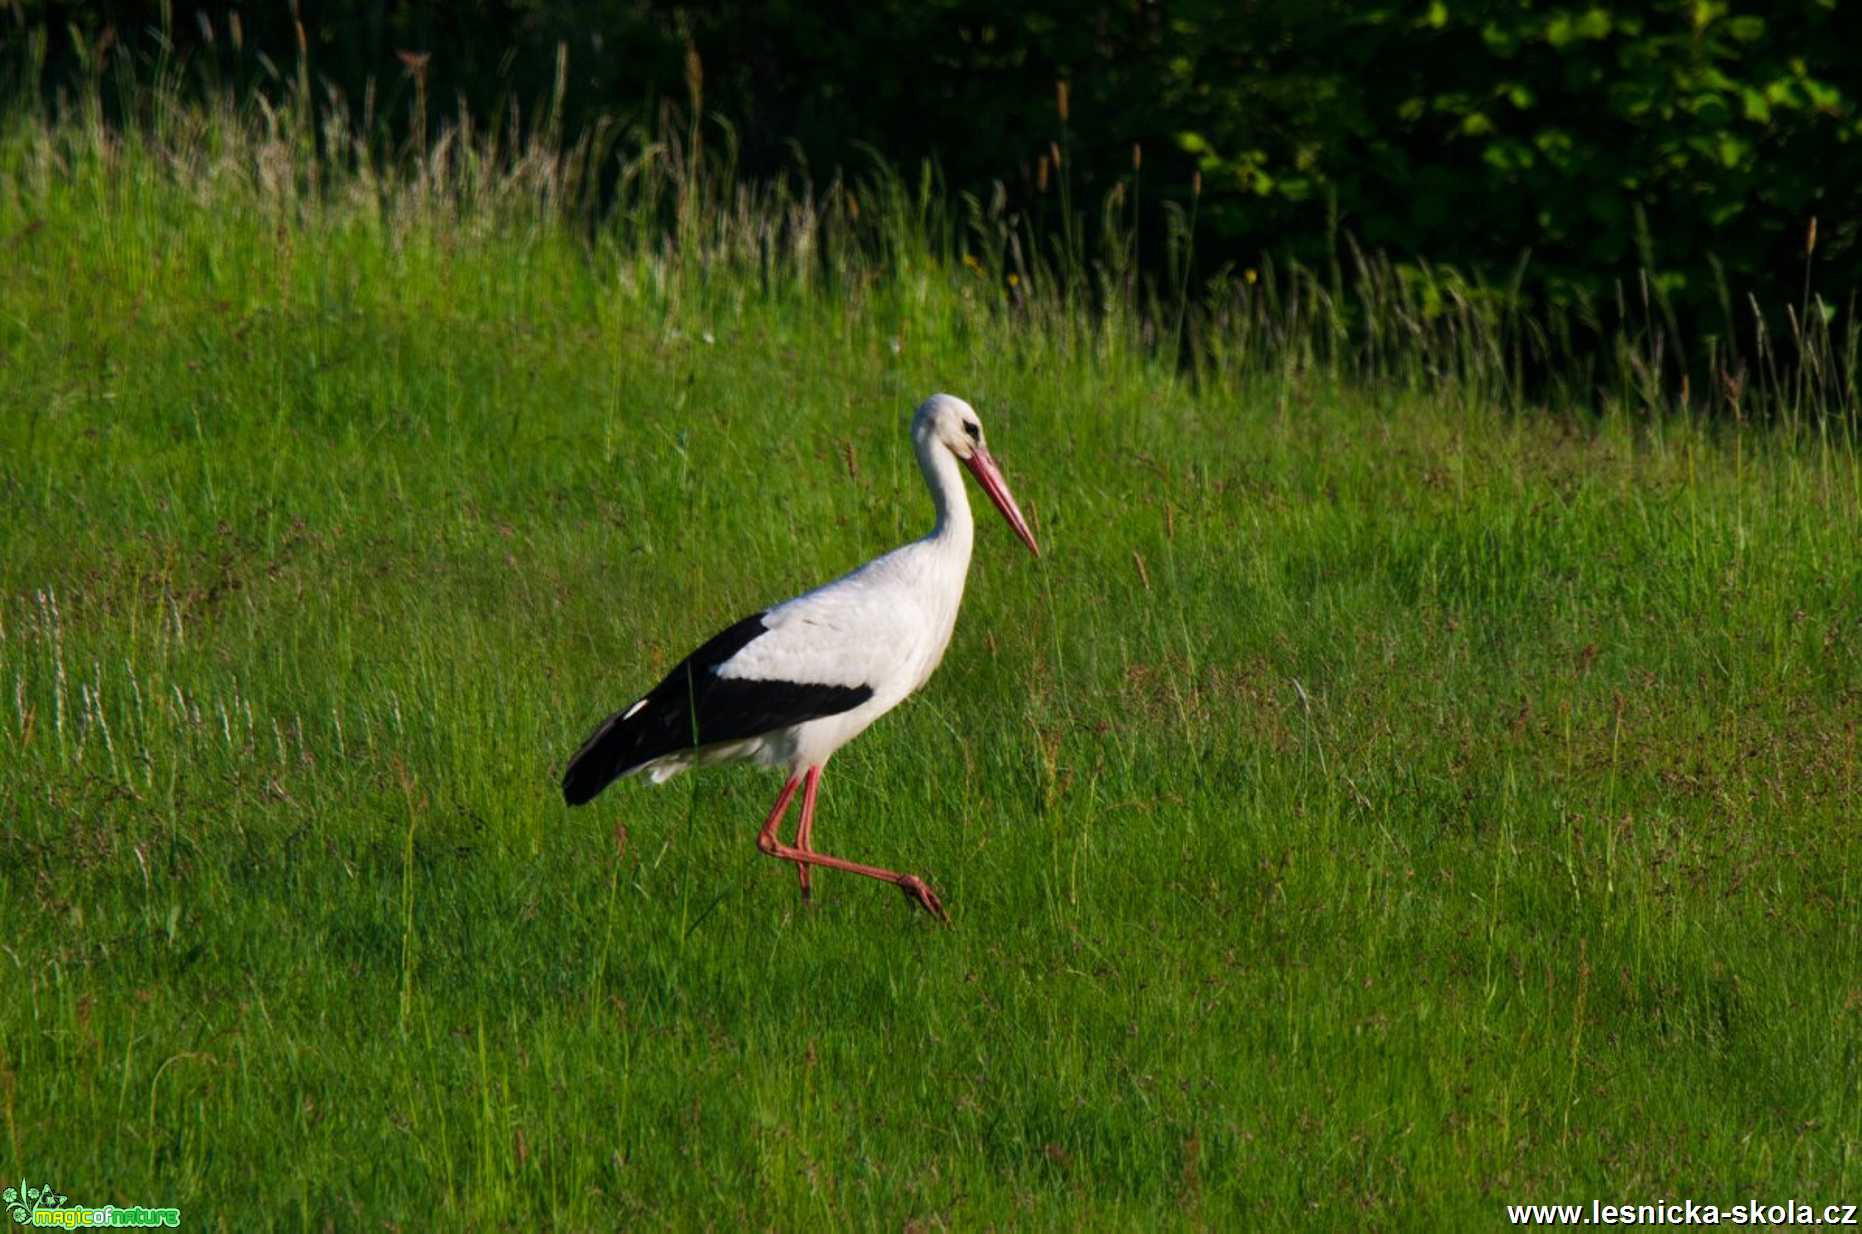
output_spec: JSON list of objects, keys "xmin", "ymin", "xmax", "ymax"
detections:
[
  {"xmin": 561, "ymin": 393, "xmax": 1038, "ymax": 919},
  {"xmin": 650, "ymin": 438, "xmax": 977, "ymax": 780}
]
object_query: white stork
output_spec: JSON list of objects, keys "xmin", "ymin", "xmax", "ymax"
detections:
[{"xmin": 562, "ymin": 393, "xmax": 1040, "ymax": 920}]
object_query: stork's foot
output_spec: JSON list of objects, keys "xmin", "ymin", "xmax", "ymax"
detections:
[
  {"xmin": 897, "ymin": 875, "xmax": 949, "ymax": 923},
  {"xmin": 758, "ymin": 771, "xmax": 948, "ymax": 920}
]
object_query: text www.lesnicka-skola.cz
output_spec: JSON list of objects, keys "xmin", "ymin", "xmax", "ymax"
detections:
[{"xmin": 1506, "ymin": 1200, "xmax": 1857, "ymax": 1226}]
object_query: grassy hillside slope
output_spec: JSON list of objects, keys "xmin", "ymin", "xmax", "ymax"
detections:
[{"xmin": 2, "ymin": 95, "xmax": 1859, "ymax": 1230}]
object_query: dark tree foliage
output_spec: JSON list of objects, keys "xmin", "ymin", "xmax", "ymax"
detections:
[{"xmin": 9, "ymin": 0, "xmax": 1859, "ymax": 354}]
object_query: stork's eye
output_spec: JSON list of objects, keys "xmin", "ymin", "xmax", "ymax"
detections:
[{"xmin": 962, "ymin": 421, "xmax": 981, "ymax": 442}]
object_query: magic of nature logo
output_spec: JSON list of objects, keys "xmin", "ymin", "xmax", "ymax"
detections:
[{"xmin": 4, "ymin": 1180, "xmax": 180, "ymax": 1228}]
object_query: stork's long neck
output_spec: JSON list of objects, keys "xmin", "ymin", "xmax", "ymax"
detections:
[{"xmin": 918, "ymin": 435, "xmax": 974, "ymax": 565}]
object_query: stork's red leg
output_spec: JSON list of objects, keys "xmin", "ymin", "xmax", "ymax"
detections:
[
  {"xmin": 757, "ymin": 765, "xmax": 947, "ymax": 921},
  {"xmin": 757, "ymin": 773, "xmax": 802, "ymax": 857},
  {"xmin": 793, "ymin": 765, "xmax": 820, "ymax": 899}
]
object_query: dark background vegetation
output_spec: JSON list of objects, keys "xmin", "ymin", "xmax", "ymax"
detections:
[{"xmin": 8, "ymin": 0, "xmax": 1859, "ymax": 383}]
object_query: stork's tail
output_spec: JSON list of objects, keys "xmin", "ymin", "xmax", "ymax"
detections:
[{"xmin": 561, "ymin": 701, "xmax": 653, "ymax": 806}]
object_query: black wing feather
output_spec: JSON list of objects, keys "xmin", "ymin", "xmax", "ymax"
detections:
[{"xmin": 561, "ymin": 612, "xmax": 874, "ymax": 806}]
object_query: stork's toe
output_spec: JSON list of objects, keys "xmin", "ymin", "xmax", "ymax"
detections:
[{"xmin": 897, "ymin": 875, "xmax": 948, "ymax": 923}]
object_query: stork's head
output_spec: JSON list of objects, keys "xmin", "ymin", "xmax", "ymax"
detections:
[{"xmin": 913, "ymin": 393, "xmax": 1041, "ymax": 556}]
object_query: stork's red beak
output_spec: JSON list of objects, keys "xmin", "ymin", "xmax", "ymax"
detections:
[{"xmin": 964, "ymin": 446, "xmax": 1040, "ymax": 557}]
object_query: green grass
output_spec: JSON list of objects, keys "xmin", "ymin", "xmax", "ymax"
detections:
[{"xmin": 2, "ymin": 85, "xmax": 1860, "ymax": 1231}]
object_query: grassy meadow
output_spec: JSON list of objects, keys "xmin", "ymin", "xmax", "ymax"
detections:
[{"xmin": 2, "ymin": 84, "xmax": 1861, "ymax": 1230}]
